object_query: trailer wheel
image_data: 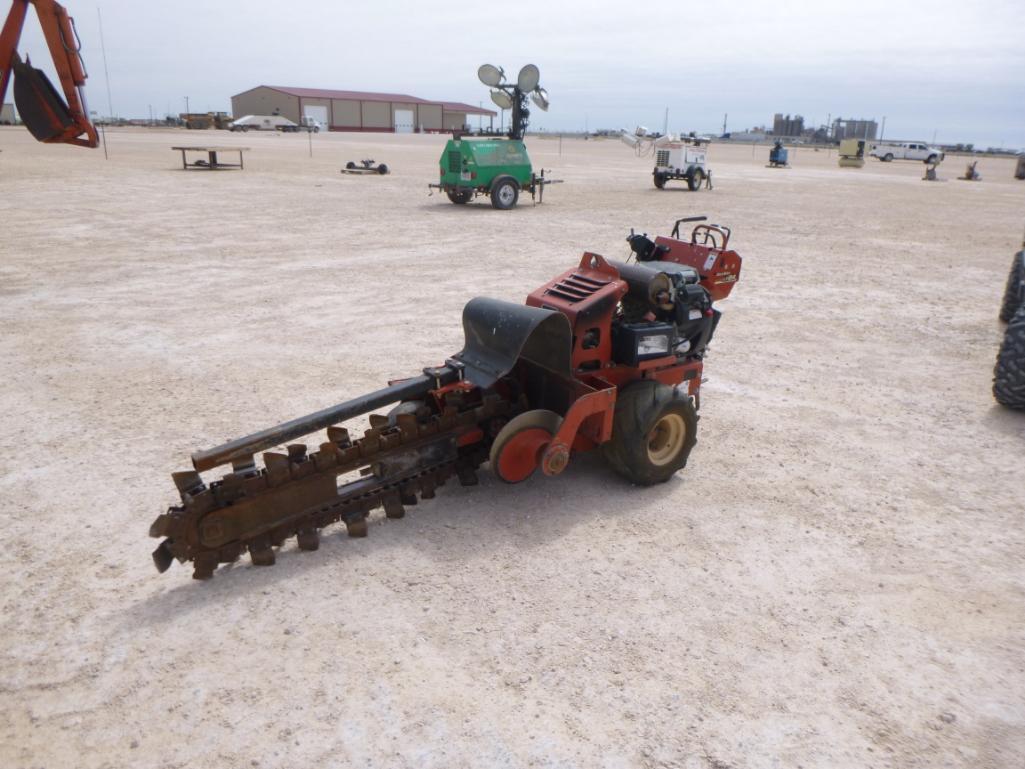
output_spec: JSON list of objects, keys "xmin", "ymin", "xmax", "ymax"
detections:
[
  {"xmin": 602, "ymin": 381, "xmax": 697, "ymax": 485},
  {"xmin": 687, "ymin": 169, "xmax": 704, "ymax": 191},
  {"xmin": 999, "ymin": 250, "xmax": 1024, "ymax": 322},
  {"xmin": 994, "ymin": 305, "xmax": 1025, "ymax": 409},
  {"xmin": 345, "ymin": 161, "xmax": 356, "ymax": 169},
  {"xmin": 653, "ymin": 172, "xmax": 666, "ymax": 189},
  {"xmin": 446, "ymin": 188, "xmax": 473, "ymax": 204},
  {"xmin": 884, "ymin": 153, "xmax": 894, "ymax": 162},
  {"xmin": 490, "ymin": 177, "xmax": 520, "ymax": 210}
]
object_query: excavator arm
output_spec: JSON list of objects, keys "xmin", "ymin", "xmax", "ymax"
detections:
[{"xmin": 0, "ymin": 0, "xmax": 97, "ymax": 147}]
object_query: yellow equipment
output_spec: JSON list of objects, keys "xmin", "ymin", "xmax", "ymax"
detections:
[{"xmin": 838, "ymin": 139, "xmax": 865, "ymax": 168}]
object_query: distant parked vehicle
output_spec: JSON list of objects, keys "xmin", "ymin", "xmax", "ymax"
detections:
[
  {"xmin": 229, "ymin": 114, "xmax": 318, "ymax": 133},
  {"xmin": 870, "ymin": 141, "xmax": 944, "ymax": 164},
  {"xmin": 180, "ymin": 112, "xmax": 233, "ymax": 130}
]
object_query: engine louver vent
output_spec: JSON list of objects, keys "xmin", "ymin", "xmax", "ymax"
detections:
[
  {"xmin": 545, "ymin": 273, "xmax": 608, "ymax": 303},
  {"xmin": 656, "ymin": 149, "xmax": 670, "ymax": 166},
  {"xmin": 448, "ymin": 151, "xmax": 462, "ymax": 173}
]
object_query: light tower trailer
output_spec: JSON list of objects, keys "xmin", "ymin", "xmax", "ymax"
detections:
[
  {"xmin": 428, "ymin": 63, "xmax": 560, "ymax": 210},
  {"xmin": 653, "ymin": 137, "xmax": 710, "ymax": 190}
]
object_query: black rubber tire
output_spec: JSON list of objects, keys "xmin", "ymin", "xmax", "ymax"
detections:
[
  {"xmin": 993, "ymin": 305, "xmax": 1025, "ymax": 409},
  {"xmin": 884, "ymin": 153, "xmax": 894, "ymax": 162},
  {"xmin": 687, "ymin": 169, "xmax": 703, "ymax": 191},
  {"xmin": 377, "ymin": 164, "xmax": 389, "ymax": 175},
  {"xmin": 602, "ymin": 380, "xmax": 698, "ymax": 485},
  {"xmin": 653, "ymin": 173, "xmax": 666, "ymax": 189},
  {"xmin": 999, "ymin": 250, "xmax": 1024, "ymax": 322},
  {"xmin": 345, "ymin": 161, "xmax": 356, "ymax": 169},
  {"xmin": 446, "ymin": 188, "xmax": 472, "ymax": 204},
  {"xmin": 490, "ymin": 177, "xmax": 519, "ymax": 210},
  {"xmin": 926, "ymin": 154, "xmax": 938, "ymax": 164}
]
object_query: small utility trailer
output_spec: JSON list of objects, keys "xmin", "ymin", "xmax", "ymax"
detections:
[{"xmin": 342, "ymin": 159, "xmax": 389, "ymax": 175}]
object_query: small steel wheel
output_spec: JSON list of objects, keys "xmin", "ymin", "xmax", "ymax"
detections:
[
  {"xmin": 490, "ymin": 177, "xmax": 520, "ymax": 210},
  {"xmin": 602, "ymin": 380, "xmax": 698, "ymax": 485},
  {"xmin": 489, "ymin": 409, "xmax": 562, "ymax": 483}
]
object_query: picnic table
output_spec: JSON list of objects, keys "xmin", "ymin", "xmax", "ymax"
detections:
[{"xmin": 172, "ymin": 146, "xmax": 249, "ymax": 171}]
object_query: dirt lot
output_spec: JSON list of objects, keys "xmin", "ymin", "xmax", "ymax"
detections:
[{"xmin": 1, "ymin": 126, "xmax": 1023, "ymax": 769}]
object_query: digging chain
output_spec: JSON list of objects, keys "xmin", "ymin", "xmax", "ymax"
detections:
[{"xmin": 150, "ymin": 392, "xmax": 518, "ymax": 579}]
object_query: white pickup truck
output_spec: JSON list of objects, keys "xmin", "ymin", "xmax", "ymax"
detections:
[
  {"xmin": 870, "ymin": 141, "xmax": 944, "ymax": 164},
  {"xmin": 229, "ymin": 115, "xmax": 322, "ymax": 133}
]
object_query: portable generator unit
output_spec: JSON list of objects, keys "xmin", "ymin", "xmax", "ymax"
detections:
[{"xmin": 653, "ymin": 137, "xmax": 709, "ymax": 190}]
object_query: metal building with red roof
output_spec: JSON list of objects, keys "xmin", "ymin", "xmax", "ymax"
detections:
[{"xmin": 230, "ymin": 85, "xmax": 496, "ymax": 133}]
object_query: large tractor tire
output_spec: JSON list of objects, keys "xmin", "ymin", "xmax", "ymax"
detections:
[
  {"xmin": 994, "ymin": 305, "xmax": 1025, "ymax": 409},
  {"xmin": 687, "ymin": 169, "xmax": 704, "ymax": 191},
  {"xmin": 490, "ymin": 176, "xmax": 520, "ymax": 210},
  {"xmin": 602, "ymin": 380, "xmax": 698, "ymax": 485},
  {"xmin": 999, "ymin": 250, "xmax": 1024, "ymax": 322}
]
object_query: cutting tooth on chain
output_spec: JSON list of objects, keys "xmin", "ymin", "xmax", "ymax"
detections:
[
  {"xmin": 296, "ymin": 528, "xmax": 320, "ymax": 551},
  {"xmin": 249, "ymin": 540, "xmax": 276, "ymax": 566},
  {"xmin": 152, "ymin": 540, "xmax": 174, "ymax": 573},
  {"xmin": 345, "ymin": 516, "xmax": 369, "ymax": 538},
  {"xmin": 457, "ymin": 465, "xmax": 479, "ymax": 487},
  {"xmin": 383, "ymin": 492, "xmax": 405, "ymax": 519},
  {"xmin": 172, "ymin": 470, "xmax": 205, "ymax": 497},
  {"xmin": 192, "ymin": 552, "xmax": 218, "ymax": 580}
]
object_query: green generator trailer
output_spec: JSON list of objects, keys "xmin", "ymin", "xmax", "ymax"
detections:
[{"xmin": 429, "ymin": 64, "xmax": 559, "ymax": 210}]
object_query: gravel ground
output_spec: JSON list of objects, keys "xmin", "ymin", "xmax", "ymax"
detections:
[{"xmin": 1, "ymin": 126, "xmax": 1023, "ymax": 769}]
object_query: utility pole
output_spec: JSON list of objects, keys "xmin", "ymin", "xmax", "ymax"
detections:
[
  {"xmin": 663, "ymin": 107, "xmax": 668, "ymax": 136},
  {"xmin": 722, "ymin": 113, "xmax": 727, "ymax": 136},
  {"xmin": 97, "ymin": 7, "xmax": 114, "ymax": 120},
  {"xmin": 880, "ymin": 116, "xmax": 886, "ymax": 141},
  {"xmin": 184, "ymin": 96, "xmax": 190, "ymax": 116}
]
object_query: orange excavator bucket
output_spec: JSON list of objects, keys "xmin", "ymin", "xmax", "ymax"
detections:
[{"xmin": 0, "ymin": 0, "xmax": 98, "ymax": 148}]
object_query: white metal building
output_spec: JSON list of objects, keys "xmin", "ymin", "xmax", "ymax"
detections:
[{"xmin": 229, "ymin": 86, "xmax": 495, "ymax": 133}]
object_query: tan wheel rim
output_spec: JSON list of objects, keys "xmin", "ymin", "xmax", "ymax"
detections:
[{"xmin": 647, "ymin": 413, "xmax": 686, "ymax": 466}]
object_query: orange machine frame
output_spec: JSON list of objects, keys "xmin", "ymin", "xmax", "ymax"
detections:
[{"xmin": 0, "ymin": 0, "xmax": 98, "ymax": 147}]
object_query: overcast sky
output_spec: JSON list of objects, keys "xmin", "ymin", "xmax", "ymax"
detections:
[{"xmin": 13, "ymin": 0, "xmax": 1025, "ymax": 148}]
